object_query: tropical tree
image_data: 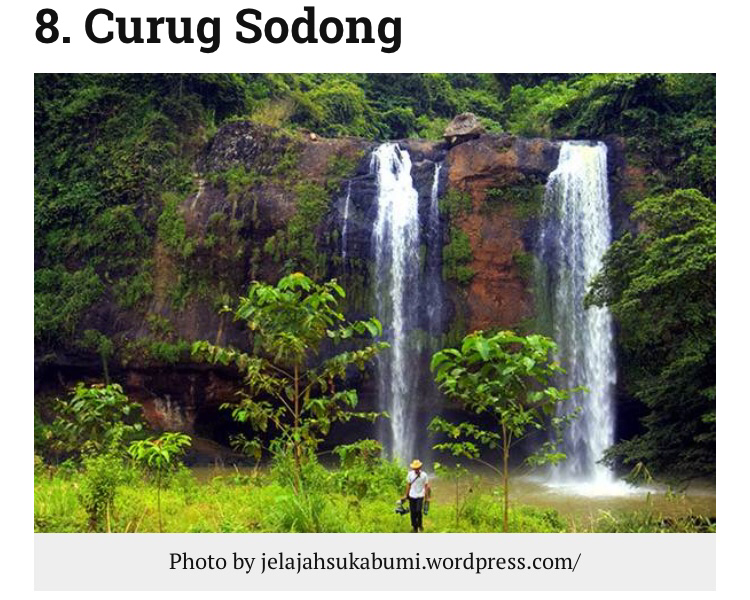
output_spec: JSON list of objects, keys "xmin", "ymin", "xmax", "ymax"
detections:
[
  {"xmin": 429, "ymin": 330, "xmax": 579, "ymax": 532},
  {"xmin": 44, "ymin": 382, "xmax": 143, "ymax": 460},
  {"xmin": 128, "ymin": 432, "xmax": 192, "ymax": 532},
  {"xmin": 191, "ymin": 272, "xmax": 388, "ymax": 492},
  {"xmin": 586, "ymin": 189, "xmax": 715, "ymax": 480}
]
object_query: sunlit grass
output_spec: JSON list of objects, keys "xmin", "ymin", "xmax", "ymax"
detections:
[{"xmin": 34, "ymin": 465, "xmax": 715, "ymax": 533}]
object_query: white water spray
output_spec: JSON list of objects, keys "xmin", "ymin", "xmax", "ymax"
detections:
[
  {"xmin": 426, "ymin": 162, "xmax": 443, "ymax": 335},
  {"xmin": 341, "ymin": 181, "xmax": 352, "ymax": 260},
  {"xmin": 371, "ymin": 143, "xmax": 420, "ymax": 462},
  {"xmin": 537, "ymin": 142, "xmax": 617, "ymax": 489}
]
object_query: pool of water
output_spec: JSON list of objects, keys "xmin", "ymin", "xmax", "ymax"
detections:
[{"xmin": 429, "ymin": 470, "xmax": 715, "ymax": 524}]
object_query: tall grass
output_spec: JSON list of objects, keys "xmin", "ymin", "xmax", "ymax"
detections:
[{"xmin": 33, "ymin": 458, "xmax": 715, "ymax": 533}]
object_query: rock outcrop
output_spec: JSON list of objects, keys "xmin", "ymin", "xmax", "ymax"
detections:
[
  {"xmin": 445, "ymin": 134, "xmax": 559, "ymax": 331},
  {"xmin": 443, "ymin": 113, "xmax": 484, "ymax": 146}
]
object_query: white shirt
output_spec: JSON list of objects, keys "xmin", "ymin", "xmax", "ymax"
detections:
[{"xmin": 407, "ymin": 470, "xmax": 428, "ymax": 498}]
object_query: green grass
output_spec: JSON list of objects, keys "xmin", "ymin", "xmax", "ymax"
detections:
[{"xmin": 33, "ymin": 463, "xmax": 715, "ymax": 533}]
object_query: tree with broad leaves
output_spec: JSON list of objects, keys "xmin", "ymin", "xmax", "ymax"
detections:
[
  {"xmin": 45, "ymin": 382, "xmax": 143, "ymax": 461},
  {"xmin": 429, "ymin": 330, "xmax": 580, "ymax": 532},
  {"xmin": 191, "ymin": 272, "xmax": 389, "ymax": 492}
]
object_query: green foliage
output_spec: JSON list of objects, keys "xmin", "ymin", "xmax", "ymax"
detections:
[
  {"xmin": 34, "ymin": 461, "xmax": 713, "ymax": 533},
  {"xmin": 430, "ymin": 330, "xmax": 580, "ymax": 531},
  {"xmin": 41, "ymin": 383, "xmax": 143, "ymax": 461},
  {"xmin": 128, "ymin": 432, "xmax": 192, "ymax": 532},
  {"xmin": 587, "ymin": 189, "xmax": 715, "ymax": 480},
  {"xmin": 501, "ymin": 73, "xmax": 715, "ymax": 198},
  {"xmin": 307, "ymin": 79, "xmax": 379, "ymax": 137},
  {"xmin": 485, "ymin": 185, "xmax": 545, "ymax": 219},
  {"xmin": 433, "ymin": 461, "xmax": 473, "ymax": 528},
  {"xmin": 128, "ymin": 432, "xmax": 192, "ymax": 474},
  {"xmin": 35, "ymin": 73, "xmax": 713, "ymax": 367},
  {"xmin": 35, "ymin": 74, "xmax": 250, "ymax": 354},
  {"xmin": 439, "ymin": 188, "xmax": 475, "ymax": 285},
  {"xmin": 325, "ymin": 151, "xmax": 363, "ymax": 192},
  {"xmin": 145, "ymin": 339, "xmax": 192, "ymax": 364},
  {"xmin": 440, "ymin": 188, "xmax": 472, "ymax": 219},
  {"xmin": 79, "ymin": 329, "xmax": 114, "ymax": 382},
  {"xmin": 77, "ymin": 452, "xmax": 126, "ymax": 531},
  {"xmin": 34, "ymin": 266, "xmax": 104, "ymax": 346},
  {"xmin": 157, "ymin": 192, "xmax": 193, "ymax": 259},
  {"xmin": 593, "ymin": 510, "xmax": 714, "ymax": 533},
  {"xmin": 222, "ymin": 165, "xmax": 267, "ymax": 192},
  {"xmin": 331, "ymin": 440, "xmax": 403, "ymax": 500},
  {"xmin": 112, "ymin": 265, "xmax": 154, "ymax": 309},
  {"xmin": 192, "ymin": 273, "xmax": 389, "ymax": 489},
  {"xmin": 443, "ymin": 229, "xmax": 475, "ymax": 284},
  {"xmin": 382, "ymin": 106, "xmax": 417, "ymax": 139},
  {"xmin": 264, "ymin": 182, "xmax": 330, "ymax": 277}
]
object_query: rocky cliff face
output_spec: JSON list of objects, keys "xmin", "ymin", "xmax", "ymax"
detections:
[
  {"xmin": 36, "ymin": 121, "xmax": 629, "ymax": 441},
  {"xmin": 444, "ymin": 135, "xmax": 560, "ymax": 331}
]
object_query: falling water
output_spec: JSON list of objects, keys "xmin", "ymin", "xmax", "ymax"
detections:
[
  {"xmin": 536, "ymin": 141, "xmax": 617, "ymax": 487},
  {"xmin": 341, "ymin": 181, "xmax": 352, "ymax": 260},
  {"xmin": 426, "ymin": 163, "xmax": 443, "ymax": 336},
  {"xmin": 371, "ymin": 143, "xmax": 420, "ymax": 462}
]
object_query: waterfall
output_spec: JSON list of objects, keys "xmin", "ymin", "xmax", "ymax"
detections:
[
  {"xmin": 425, "ymin": 163, "xmax": 443, "ymax": 336},
  {"xmin": 536, "ymin": 141, "xmax": 617, "ymax": 486},
  {"xmin": 341, "ymin": 181, "xmax": 352, "ymax": 260},
  {"xmin": 371, "ymin": 143, "xmax": 421, "ymax": 462}
]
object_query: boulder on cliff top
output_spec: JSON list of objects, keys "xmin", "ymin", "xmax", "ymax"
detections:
[{"xmin": 444, "ymin": 113, "xmax": 484, "ymax": 145}]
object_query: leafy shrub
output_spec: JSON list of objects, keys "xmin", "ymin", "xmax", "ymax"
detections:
[
  {"xmin": 43, "ymin": 382, "xmax": 143, "ymax": 461},
  {"xmin": 331, "ymin": 440, "xmax": 403, "ymax": 499},
  {"xmin": 78, "ymin": 452, "xmax": 126, "ymax": 531}
]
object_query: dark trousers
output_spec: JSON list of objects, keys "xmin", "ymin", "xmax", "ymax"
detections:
[{"xmin": 408, "ymin": 497, "xmax": 424, "ymax": 531}]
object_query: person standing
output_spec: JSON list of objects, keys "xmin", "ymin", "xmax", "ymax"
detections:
[{"xmin": 403, "ymin": 459, "xmax": 430, "ymax": 532}]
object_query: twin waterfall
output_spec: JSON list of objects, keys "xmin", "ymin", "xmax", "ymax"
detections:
[
  {"xmin": 355, "ymin": 141, "xmax": 616, "ymax": 487},
  {"xmin": 536, "ymin": 142, "xmax": 616, "ymax": 486}
]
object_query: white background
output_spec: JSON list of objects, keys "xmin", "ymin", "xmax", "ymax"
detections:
[{"xmin": 6, "ymin": 0, "xmax": 746, "ymax": 597}]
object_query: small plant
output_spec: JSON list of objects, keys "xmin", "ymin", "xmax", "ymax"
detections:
[
  {"xmin": 332, "ymin": 440, "xmax": 390, "ymax": 500},
  {"xmin": 128, "ymin": 432, "xmax": 192, "ymax": 532},
  {"xmin": 433, "ymin": 461, "xmax": 471, "ymax": 529},
  {"xmin": 78, "ymin": 452, "xmax": 126, "ymax": 532}
]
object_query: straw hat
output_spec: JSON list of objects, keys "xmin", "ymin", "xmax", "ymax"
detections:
[{"xmin": 410, "ymin": 459, "xmax": 423, "ymax": 469}]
